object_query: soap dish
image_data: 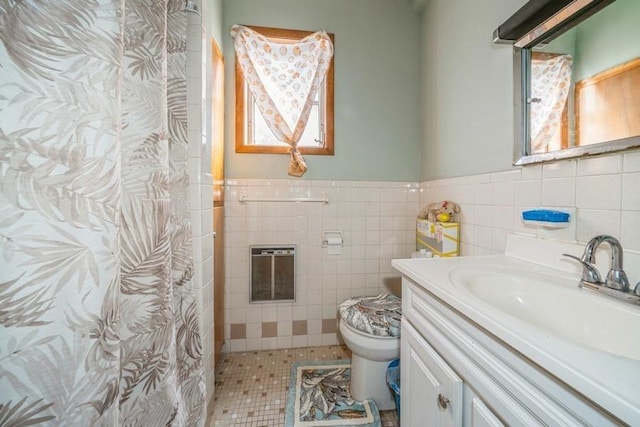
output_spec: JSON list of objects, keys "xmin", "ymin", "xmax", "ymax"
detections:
[
  {"xmin": 522, "ymin": 219, "xmax": 570, "ymax": 228},
  {"xmin": 522, "ymin": 209, "xmax": 570, "ymax": 228}
]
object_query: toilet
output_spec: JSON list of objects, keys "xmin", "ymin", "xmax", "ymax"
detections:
[{"xmin": 338, "ymin": 294, "xmax": 401, "ymax": 410}]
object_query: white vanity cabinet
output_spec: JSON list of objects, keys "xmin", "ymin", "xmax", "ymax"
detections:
[
  {"xmin": 401, "ymin": 319, "xmax": 463, "ymax": 427},
  {"xmin": 469, "ymin": 397, "xmax": 505, "ymax": 427},
  {"xmin": 400, "ymin": 277, "xmax": 622, "ymax": 427},
  {"xmin": 402, "ymin": 319, "xmax": 505, "ymax": 427}
]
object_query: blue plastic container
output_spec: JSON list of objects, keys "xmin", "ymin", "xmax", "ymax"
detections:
[
  {"xmin": 386, "ymin": 359, "xmax": 400, "ymax": 421},
  {"xmin": 521, "ymin": 209, "xmax": 570, "ymax": 223}
]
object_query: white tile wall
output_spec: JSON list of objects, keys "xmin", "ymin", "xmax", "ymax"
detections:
[
  {"xmin": 420, "ymin": 151, "xmax": 640, "ymax": 256},
  {"xmin": 185, "ymin": 0, "xmax": 216, "ymax": 408},
  {"xmin": 219, "ymin": 151, "xmax": 639, "ymax": 354},
  {"xmin": 223, "ymin": 179, "xmax": 417, "ymax": 351}
]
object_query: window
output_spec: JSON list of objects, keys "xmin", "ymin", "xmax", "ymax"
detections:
[{"xmin": 235, "ymin": 26, "xmax": 335, "ymax": 155}]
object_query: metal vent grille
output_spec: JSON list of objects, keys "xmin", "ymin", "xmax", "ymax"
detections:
[{"xmin": 250, "ymin": 245, "xmax": 295, "ymax": 303}]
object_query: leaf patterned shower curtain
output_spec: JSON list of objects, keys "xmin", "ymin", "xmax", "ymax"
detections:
[{"xmin": 0, "ymin": 1, "xmax": 205, "ymax": 425}]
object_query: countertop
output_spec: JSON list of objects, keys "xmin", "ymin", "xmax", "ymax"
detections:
[{"xmin": 392, "ymin": 234, "xmax": 640, "ymax": 425}]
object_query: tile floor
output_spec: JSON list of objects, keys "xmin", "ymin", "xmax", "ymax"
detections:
[{"xmin": 208, "ymin": 345, "xmax": 399, "ymax": 427}]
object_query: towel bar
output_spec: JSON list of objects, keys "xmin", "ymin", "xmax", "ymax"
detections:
[{"xmin": 238, "ymin": 193, "xmax": 329, "ymax": 204}]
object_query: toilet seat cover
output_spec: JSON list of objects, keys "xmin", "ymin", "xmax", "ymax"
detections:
[{"xmin": 339, "ymin": 294, "xmax": 402, "ymax": 338}]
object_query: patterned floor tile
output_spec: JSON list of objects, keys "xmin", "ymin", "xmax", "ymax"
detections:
[{"xmin": 208, "ymin": 345, "xmax": 399, "ymax": 427}]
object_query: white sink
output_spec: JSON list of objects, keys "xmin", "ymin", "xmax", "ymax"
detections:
[
  {"xmin": 449, "ymin": 265, "xmax": 640, "ymax": 361},
  {"xmin": 392, "ymin": 234, "xmax": 640, "ymax": 424}
]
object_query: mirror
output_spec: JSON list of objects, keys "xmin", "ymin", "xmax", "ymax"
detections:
[{"xmin": 510, "ymin": 0, "xmax": 640, "ymax": 165}]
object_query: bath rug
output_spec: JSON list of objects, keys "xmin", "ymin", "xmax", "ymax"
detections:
[{"xmin": 285, "ymin": 359, "xmax": 381, "ymax": 427}]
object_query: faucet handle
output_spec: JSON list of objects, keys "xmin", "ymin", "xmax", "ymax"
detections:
[
  {"xmin": 562, "ymin": 253, "xmax": 602, "ymax": 284},
  {"xmin": 604, "ymin": 268, "xmax": 630, "ymax": 292}
]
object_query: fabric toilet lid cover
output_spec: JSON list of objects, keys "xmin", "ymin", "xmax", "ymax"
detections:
[{"xmin": 339, "ymin": 294, "xmax": 402, "ymax": 338}]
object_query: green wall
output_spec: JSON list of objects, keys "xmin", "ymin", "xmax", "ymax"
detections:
[
  {"xmin": 223, "ymin": 0, "xmax": 423, "ymax": 181},
  {"xmin": 574, "ymin": 0, "xmax": 640, "ymax": 81},
  {"xmin": 419, "ymin": 0, "xmax": 527, "ymax": 180}
]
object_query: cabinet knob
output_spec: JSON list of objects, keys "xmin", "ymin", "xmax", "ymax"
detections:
[{"xmin": 437, "ymin": 393, "xmax": 450, "ymax": 410}]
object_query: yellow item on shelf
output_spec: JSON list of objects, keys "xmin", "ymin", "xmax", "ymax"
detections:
[
  {"xmin": 416, "ymin": 219, "xmax": 460, "ymax": 257},
  {"xmin": 436, "ymin": 212, "xmax": 450, "ymax": 222}
]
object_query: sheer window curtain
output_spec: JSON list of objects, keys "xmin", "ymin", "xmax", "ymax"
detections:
[
  {"xmin": 230, "ymin": 25, "xmax": 334, "ymax": 177},
  {"xmin": 530, "ymin": 54, "xmax": 573, "ymax": 153}
]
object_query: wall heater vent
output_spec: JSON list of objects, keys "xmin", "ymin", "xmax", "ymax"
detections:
[{"xmin": 250, "ymin": 245, "xmax": 295, "ymax": 303}]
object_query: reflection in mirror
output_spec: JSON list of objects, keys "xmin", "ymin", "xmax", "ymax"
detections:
[
  {"xmin": 508, "ymin": 0, "xmax": 640, "ymax": 165},
  {"xmin": 530, "ymin": 52, "xmax": 572, "ymax": 153}
]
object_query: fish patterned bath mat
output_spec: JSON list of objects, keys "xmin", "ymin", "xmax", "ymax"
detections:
[{"xmin": 285, "ymin": 359, "xmax": 381, "ymax": 427}]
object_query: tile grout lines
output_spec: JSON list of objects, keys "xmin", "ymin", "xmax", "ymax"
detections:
[{"xmin": 208, "ymin": 345, "xmax": 399, "ymax": 427}]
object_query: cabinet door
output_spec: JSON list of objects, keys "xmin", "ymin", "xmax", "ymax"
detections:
[
  {"xmin": 402, "ymin": 319, "xmax": 463, "ymax": 427},
  {"xmin": 470, "ymin": 398, "xmax": 504, "ymax": 427}
]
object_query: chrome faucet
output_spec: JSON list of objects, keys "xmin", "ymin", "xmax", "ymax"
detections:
[
  {"xmin": 563, "ymin": 235, "xmax": 640, "ymax": 304},
  {"xmin": 584, "ymin": 235, "xmax": 629, "ymax": 291}
]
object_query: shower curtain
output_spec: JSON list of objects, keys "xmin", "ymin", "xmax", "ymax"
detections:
[{"xmin": 0, "ymin": 1, "xmax": 205, "ymax": 425}]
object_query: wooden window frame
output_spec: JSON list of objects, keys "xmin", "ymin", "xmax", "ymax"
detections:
[{"xmin": 235, "ymin": 25, "xmax": 335, "ymax": 155}]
